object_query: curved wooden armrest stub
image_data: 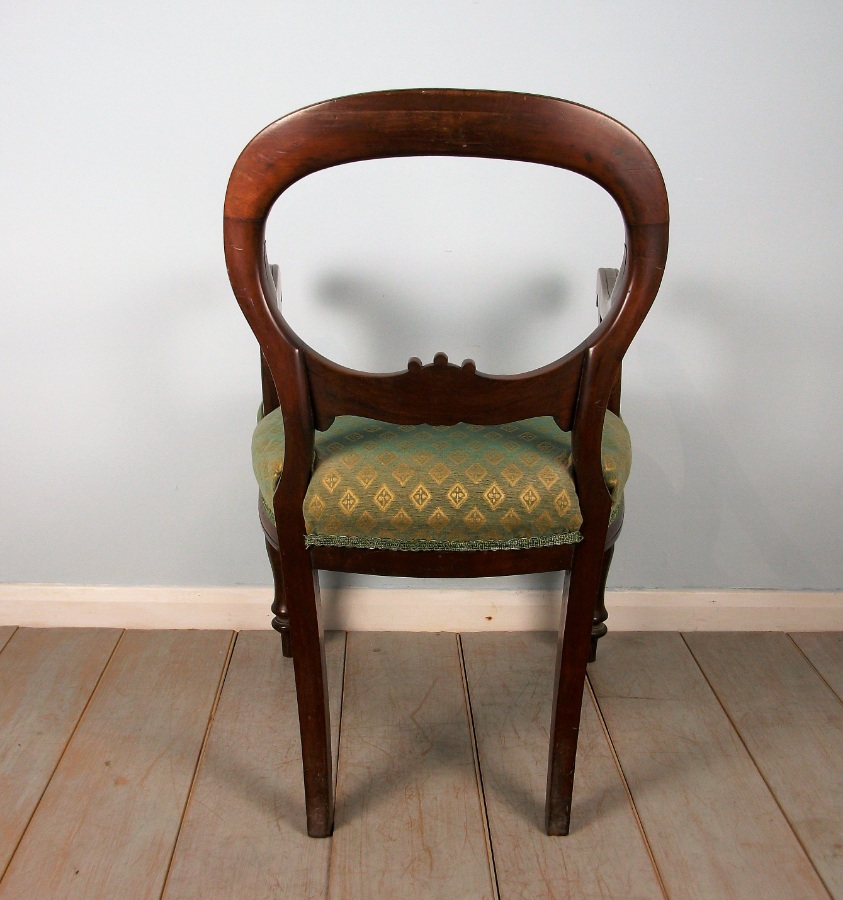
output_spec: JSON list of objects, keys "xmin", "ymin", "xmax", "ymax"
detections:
[{"xmin": 596, "ymin": 268, "xmax": 620, "ymax": 322}]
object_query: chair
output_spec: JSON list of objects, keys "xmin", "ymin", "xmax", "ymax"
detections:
[{"xmin": 224, "ymin": 89, "xmax": 668, "ymax": 838}]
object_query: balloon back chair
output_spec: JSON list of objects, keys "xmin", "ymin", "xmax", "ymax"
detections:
[{"xmin": 224, "ymin": 90, "xmax": 668, "ymax": 838}]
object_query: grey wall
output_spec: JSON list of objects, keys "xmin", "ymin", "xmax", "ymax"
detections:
[{"xmin": 1, "ymin": 2, "xmax": 841, "ymax": 590}]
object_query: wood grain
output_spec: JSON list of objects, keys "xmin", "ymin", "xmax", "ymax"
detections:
[
  {"xmin": 686, "ymin": 632, "xmax": 842, "ymax": 896},
  {"xmin": 328, "ymin": 632, "xmax": 494, "ymax": 899},
  {"xmin": 462, "ymin": 632, "xmax": 663, "ymax": 898},
  {"xmin": 0, "ymin": 628, "xmax": 121, "ymax": 876},
  {"xmin": 0, "ymin": 630, "xmax": 232, "ymax": 899},
  {"xmin": 588, "ymin": 632, "xmax": 827, "ymax": 899},
  {"xmin": 791, "ymin": 632, "xmax": 843, "ymax": 700},
  {"xmin": 0, "ymin": 628, "xmax": 15, "ymax": 654},
  {"xmin": 163, "ymin": 631, "xmax": 346, "ymax": 899}
]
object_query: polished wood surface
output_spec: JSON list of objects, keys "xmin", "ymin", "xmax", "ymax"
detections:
[
  {"xmin": 225, "ymin": 89, "xmax": 668, "ymax": 837},
  {"xmin": 597, "ymin": 267, "xmax": 623, "ymax": 415}
]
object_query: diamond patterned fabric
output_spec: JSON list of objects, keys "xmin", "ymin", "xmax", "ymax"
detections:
[{"xmin": 252, "ymin": 408, "xmax": 631, "ymax": 551}]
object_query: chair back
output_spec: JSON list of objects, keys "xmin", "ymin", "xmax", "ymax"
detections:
[{"xmin": 224, "ymin": 90, "xmax": 668, "ymax": 530}]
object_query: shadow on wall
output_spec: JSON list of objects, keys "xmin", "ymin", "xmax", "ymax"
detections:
[
  {"xmin": 131, "ymin": 268, "xmax": 266, "ymax": 585},
  {"xmin": 127, "ymin": 264, "xmax": 573, "ymax": 587},
  {"xmin": 15, "ymin": 264, "xmax": 837, "ymax": 591},
  {"xmin": 302, "ymin": 270, "xmax": 842, "ymax": 593},
  {"xmin": 303, "ymin": 268, "xmax": 575, "ymax": 375},
  {"xmin": 618, "ymin": 275, "xmax": 840, "ymax": 591},
  {"xmin": 107, "ymin": 221, "xmax": 839, "ymax": 595}
]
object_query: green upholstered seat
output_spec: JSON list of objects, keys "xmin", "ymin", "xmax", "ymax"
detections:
[{"xmin": 253, "ymin": 407, "xmax": 631, "ymax": 552}]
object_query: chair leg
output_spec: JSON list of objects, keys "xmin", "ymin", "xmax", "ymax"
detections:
[
  {"xmin": 589, "ymin": 545, "xmax": 614, "ymax": 663},
  {"xmin": 265, "ymin": 538, "xmax": 292, "ymax": 658},
  {"xmin": 281, "ymin": 548, "xmax": 334, "ymax": 837},
  {"xmin": 545, "ymin": 546, "xmax": 603, "ymax": 835}
]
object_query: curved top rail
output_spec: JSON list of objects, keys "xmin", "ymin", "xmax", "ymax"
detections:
[
  {"xmin": 224, "ymin": 89, "xmax": 668, "ymax": 432},
  {"xmin": 224, "ymin": 89, "xmax": 668, "ymax": 230}
]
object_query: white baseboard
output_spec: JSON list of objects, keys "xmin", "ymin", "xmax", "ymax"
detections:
[{"xmin": 0, "ymin": 584, "xmax": 840, "ymax": 631}]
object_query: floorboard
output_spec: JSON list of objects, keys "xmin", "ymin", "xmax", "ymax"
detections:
[
  {"xmin": 0, "ymin": 628, "xmax": 16, "ymax": 654},
  {"xmin": 163, "ymin": 631, "xmax": 346, "ymax": 899},
  {"xmin": 588, "ymin": 632, "xmax": 828, "ymax": 899},
  {"xmin": 328, "ymin": 632, "xmax": 494, "ymax": 899},
  {"xmin": 0, "ymin": 630, "xmax": 232, "ymax": 900},
  {"xmin": 791, "ymin": 633, "xmax": 843, "ymax": 701},
  {"xmin": 462, "ymin": 632, "xmax": 664, "ymax": 899},
  {"xmin": 1, "ymin": 628, "xmax": 840, "ymax": 898},
  {"xmin": 0, "ymin": 628, "xmax": 121, "ymax": 878},
  {"xmin": 686, "ymin": 632, "xmax": 843, "ymax": 897}
]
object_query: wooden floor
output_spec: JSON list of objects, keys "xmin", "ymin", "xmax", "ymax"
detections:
[{"xmin": 0, "ymin": 628, "xmax": 840, "ymax": 898}]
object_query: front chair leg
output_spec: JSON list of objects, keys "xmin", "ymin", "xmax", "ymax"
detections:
[
  {"xmin": 265, "ymin": 538, "xmax": 292, "ymax": 658},
  {"xmin": 545, "ymin": 547, "xmax": 603, "ymax": 835},
  {"xmin": 589, "ymin": 545, "xmax": 614, "ymax": 663},
  {"xmin": 281, "ymin": 549, "xmax": 334, "ymax": 837}
]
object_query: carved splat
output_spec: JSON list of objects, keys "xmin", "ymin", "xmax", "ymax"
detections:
[
  {"xmin": 306, "ymin": 342, "xmax": 584, "ymax": 430},
  {"xmin": 407, "ymin": 353, "xmax": 477, "ymax": 376}
]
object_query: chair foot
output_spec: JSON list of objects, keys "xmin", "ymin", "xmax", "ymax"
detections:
[
  {"xmin": 306, "ymin": 804, "xmax": 334, "ymax": 838},
  {"xmin": 545, "ymin": 808, "xmax": 571, "ymax": 836},
  {"xmin": 589, "ymin": 545, "xmax": 614, "ymax": 663}
]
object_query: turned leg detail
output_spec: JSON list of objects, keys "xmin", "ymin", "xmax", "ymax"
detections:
[
  {"xmin": 265, "ymin": 538, "xmax": 292, "ymax": 658},
  {"xmin": 589, "ymin": 545, "xmax": 614, "ymax": 663}
]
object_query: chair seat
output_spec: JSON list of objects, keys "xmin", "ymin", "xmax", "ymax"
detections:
[{"xmin": 253, "ymin": 408, "xmax": 631, "ymax": 552}]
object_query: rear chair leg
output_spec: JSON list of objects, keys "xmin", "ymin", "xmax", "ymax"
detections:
[
  {"xmin": 282, "ymin": 550, "xmax": 334, "ymax": 837},
  {"xmin": 589, "ymin": 545, "xmax": 614, "ymax": 663},
  {"xmin": 265, "ymin": 538, "xmax": 292, "ymax": 658},
  {"xmin": 546, "ymin": 546, "xmax": 603, "ymax": 835}
]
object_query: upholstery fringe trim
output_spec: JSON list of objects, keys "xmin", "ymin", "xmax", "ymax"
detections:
[{"xmin": 303, "ymin": 532, "xmax": 584, "ymax": 552}]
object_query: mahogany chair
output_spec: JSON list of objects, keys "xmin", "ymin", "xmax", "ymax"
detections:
[{"xmin": 224, "ymin": 90, "xmax": 668, "ymax": 838}]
